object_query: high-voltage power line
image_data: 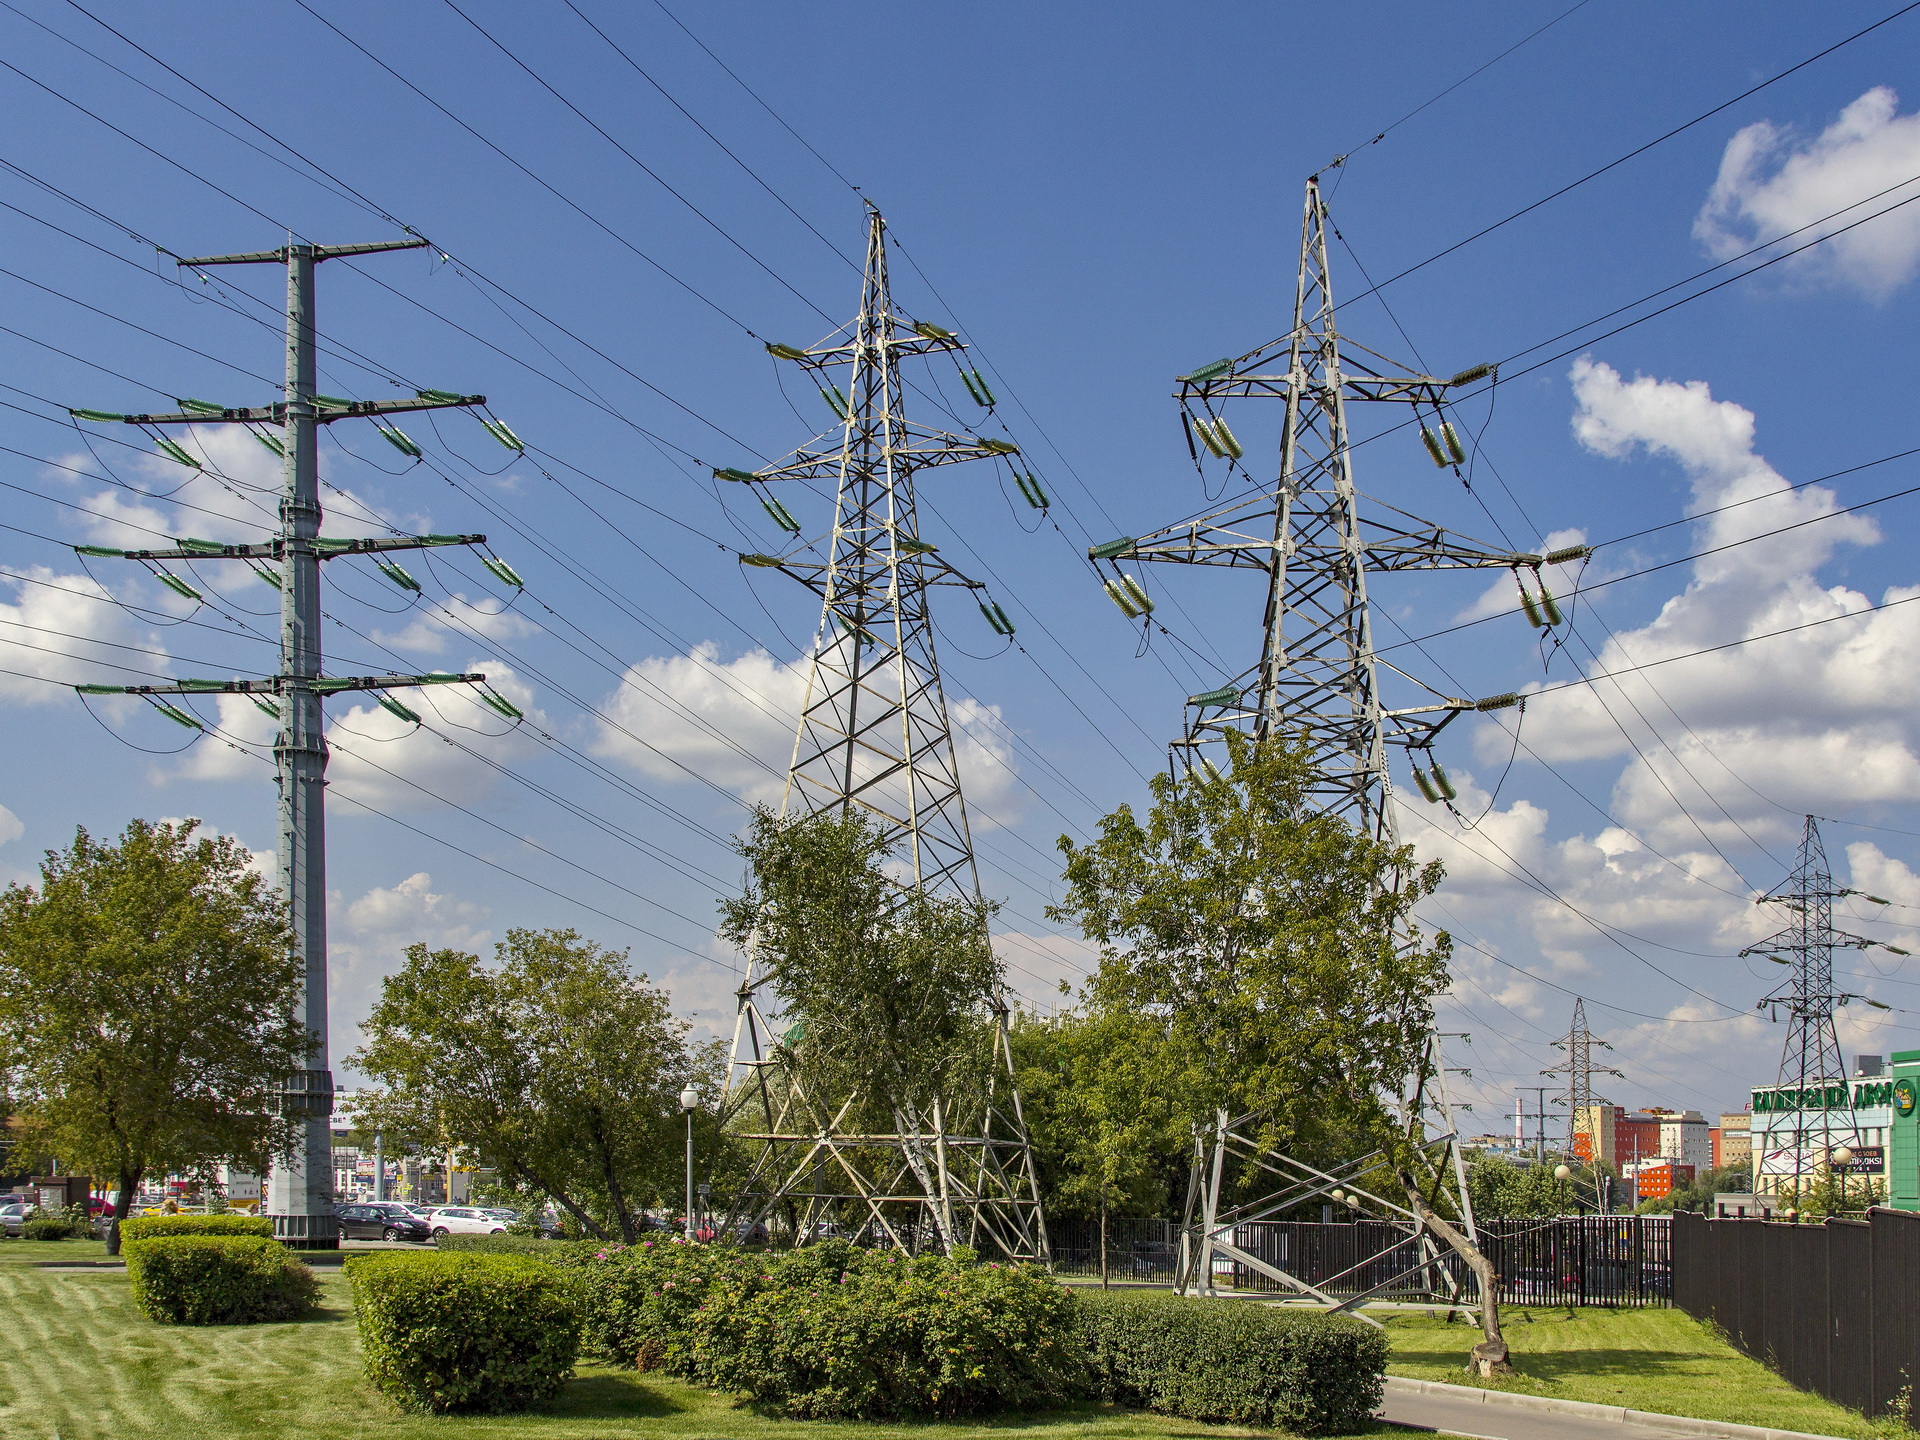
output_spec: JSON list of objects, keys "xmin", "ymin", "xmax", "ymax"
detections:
[
  {"xmin": 1541, "ymin": 997, "xmax": 1621, "ymax": 1163},
  {"xmin": 65, "ymin": 238, "xmax": 494, "ymax": 1247},
  {"xmin": 716, "ymin": 205, "xmax": 1047, "ymax": 1261}
]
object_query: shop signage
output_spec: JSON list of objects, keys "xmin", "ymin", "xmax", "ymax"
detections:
[
  {"xmin": 1898, "ymin": 1078, "xmax": 1916, "ymax": 1116},
  {"xmin": 1839, "ymin": 1146, "xmax": 1885, "ymax": 1175},
  {"xmin": 1752, "ymin": 1081, "xmax": 1894, "ymax": 1113}
]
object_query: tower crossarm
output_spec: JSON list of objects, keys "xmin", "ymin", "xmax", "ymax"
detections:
[
  {"xmin": 72, "ymin": 394, "xmax": 486, "ymax": 427},
  {"xmin": 75, "ymin": 672, "xmax": 483, "ymax": 698},
  {"xmin": 74, "ymin": 534, "xmax": 484, "ymax": 563},
  {"xmin": 765, "ymin": 331, "xmax": 967, "ymax": 368},
  {"xmin": 729, "ymin": 425, "xmax": 1018, "ymax": 486},
  {"xmin": 1094, "ymin": 503, "xmax": 1532, "ymax": 573},
  {"xmin": 738, "ymin": 550, "xmax": 988, "ymax": 595}
]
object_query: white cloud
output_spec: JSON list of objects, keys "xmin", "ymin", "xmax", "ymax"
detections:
[
  {"xmin": 0, "ymin": 567, "xmax": 169, "ymax": 704},
  {"xmin": 0, "ymin": 802, "xmax": 21, "ymax": 849},
  {"xmin": 329, "ymin": 872, "xmax": 493, "ymax": 1062},
  {"xmin": 370, "ymin": 594, "xmax": 540, "ymax": 654},
  {"xmin": 1455, "ymin": 528, "xmax": 1592, "ymax": 624},
  {"xmin": 325, "ymin": 662, "xmax": 545, "ymax": 813},
  {"xmin": 1695, "ymin": 86, "xmax": 1920, "ymax": 300},
  {"xmin": 590, "ymin": 641, "xmax": 1022, "ymax": 826}
]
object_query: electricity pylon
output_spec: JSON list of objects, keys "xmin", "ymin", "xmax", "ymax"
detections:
[
  {"xmin": 69, "ymin": 239, "xmax": 491, "ymax": 1246},
  {"xmin": 1102, "ymin": 177, "xmax": 1577, "ymax": 1306},
  {"xmin": 1740, "ymin": 816, "xmax": 1897, "ymax": 1200},
  {"xmin": 1541, "ymin": 998, "xmax": 1621, "ymax": 1163},
  {"xmin": 715, "ymin": 205, "xmax": 1047, "ymax": 1261},
  {"xmin": 1089, "ymin": 177, "xmax": 1589, "ymax": 837}
]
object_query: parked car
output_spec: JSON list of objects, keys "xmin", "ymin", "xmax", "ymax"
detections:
[
  {"xmin": 425, "ymin": 1207, "xmax": 508, "ymax": 1238},
  {"xmin": 0, "ymin": 1203, "xmax": 31, "ymax": 1237},
  {"xmin": 335, "ymin": 1203, "xmax": 433, "ymax": 1243},
  {"xmin": 478, "ymin": 1208, "xmax": 521, "ymax": 1224}
]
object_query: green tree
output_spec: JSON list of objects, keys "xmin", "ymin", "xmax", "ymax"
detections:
[
  {"xmin": 719, "ymin": 807, "xmax": 1002, "ymax": 1127},
  {"xmin": 1050, "ymin": 733, "xmax": 1512, "ymax": 1372},
  {"xmin": 350, "ymin": 928, "xmax": 721, "ymax": 1243},
  {"xmin": 1466, "ymin": 1154, "xmax": 1592, "ymax": 1218},
  {"xmin": 0, "ymin": 820, "xmax": 310, "ymax": 1253}
]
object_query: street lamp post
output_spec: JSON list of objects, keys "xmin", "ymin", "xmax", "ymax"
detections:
[
  {"xmin": 1831, "ymin": 1145, "xmax": 1854, "ymax": 1217},
  {"xmin": 679, "ymin": 1085, "xmax": 699, "ymax": 1241}
]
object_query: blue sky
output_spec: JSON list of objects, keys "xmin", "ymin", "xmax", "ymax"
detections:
[{"xmin": 5, "ymin": 0, "xmax": 1920, "ymax": 1135}]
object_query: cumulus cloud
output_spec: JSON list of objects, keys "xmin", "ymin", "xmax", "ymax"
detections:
[
  {"xmin": 329, "ymin": 872, "xmax": 493, "ymax": 1061},
  {"xmin": 0, "ymin": 567, "xmax": 169, "ymax": 704},
  {"xmin": 590, "ymin": 642, "xmax": 1023, "ymax": 826},
  {"xmin": 1480, "ymin": 359, "xmax": 1911, "ymax": 846},
  {"xmin": 0, "ymin": 802, "xmax": 21, "ymax": 849},
  {"xmin": 324, "ymin": 662, "xmax": 545, "ymax": 813},
  {"xmin": 370, "ymin": 594, "xmax": 540, "ymax": 655},
  {"xmin": 1695, "ymin": 86, "xmax": 1920, "ymax": 300}
]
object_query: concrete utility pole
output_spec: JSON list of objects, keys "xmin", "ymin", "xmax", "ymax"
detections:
[{"xmin": 69, "ymin": 238, "xmax": 494, "ymax": 1247}]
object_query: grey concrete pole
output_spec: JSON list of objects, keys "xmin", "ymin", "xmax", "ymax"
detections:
[{"xmin": 265, "ymin": 243, "xmax": 337, "ymax": 1249}]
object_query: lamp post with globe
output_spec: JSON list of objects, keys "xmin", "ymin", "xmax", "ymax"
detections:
[
  {"xmin": 1830, "ymin": 1145, "xmax": 1855, "ymax": 1217},
  {"xmin": 680, "ymin": 1085, "xmax": 699, "ymax": 1241}
]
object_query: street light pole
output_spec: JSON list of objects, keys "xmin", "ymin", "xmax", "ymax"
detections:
[{"xmin": 679, "ymin": 1085, "xmax": 699, "ymax": 1241}]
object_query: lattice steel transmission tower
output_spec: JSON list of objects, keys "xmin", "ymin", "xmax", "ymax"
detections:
[
  {"xmin": 716, "ymin": 205, "xmax": 1047, "ymax": 1261},
  {"xmin": 1741, "ymin": 816, "xmax": 1896, "ymax": 1199},
  {"xmin": 1099, "ymin": 177, "xmax": 1581, "ymax": 1302},
  {"xmin": 1542, "ymin": 998, "xmax": 1621, "ymax": 1163}
]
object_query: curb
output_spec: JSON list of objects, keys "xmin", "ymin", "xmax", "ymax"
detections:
[{"xmin": 1382, "ymin": 1376, "xmax": 1852, "ymax": 1440}]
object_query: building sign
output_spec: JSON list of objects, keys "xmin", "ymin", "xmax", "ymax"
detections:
[
  {"xmin": 1753, "ymin": 1081, "xmax": 1894, "ymax": 1112},
  {"xmin": 1840, "ymin": 1146, "xmax": 1885, "ymax": 1175},
  {"xmin": 1898, "ymin": 1078, "xmax": 1917, "ymax": 1117}
]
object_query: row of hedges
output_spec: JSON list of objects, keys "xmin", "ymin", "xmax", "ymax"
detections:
[{"xmin": 344, "ymin": 1238, "xmax": 1384, "ymax": 1431}]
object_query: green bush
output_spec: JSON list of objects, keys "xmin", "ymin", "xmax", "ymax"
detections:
[
  {"xmin": 346, "ymin": 1251, "xmax": 582, "ymax": 1414},
  {"xmin": 552, "ymin": 1238, "xmax": 758, "ymax": 1371},
  {"xmin": 690, "ymin": 1242, "xmax": 1083, "ymax": 1419},
  {"xmin": 435, "ymin": 1233, "xmax": 577, "ymax": 1256},
  {"xmin": 119, "ymin": 1214, "xmax": 275, "ymax": 1243},
  {"xmin": 124, "ymin": 1235, "xmax": 320, "ymax": 1325},
  {"xmin": 1074, "ymin": 1288, "xmax": 1386, "ymax": 1435},
  {"xmin": 21, "ymin": 1215, "xmax": 89, "ymax": 1240}
]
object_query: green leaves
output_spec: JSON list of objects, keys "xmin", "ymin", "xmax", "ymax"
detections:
[
  {"xmin": 0, "ymin": 819, "xmax": 308, "ymax": 1218},
  {"xmin": 349, "ymin": 928, "xmax": 718, "ymax": 1243},
  {"xmin": 125, "ymin": 1236, "xmax": 319, "ymax": 1325}
]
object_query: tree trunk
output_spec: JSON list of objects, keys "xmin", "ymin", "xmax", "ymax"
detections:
[
  {"xmin": 1395, "ymin": 1163, "xmax": 1510, "ymax": 1376},
  {"xmin": 103, "ymin": 1168, "xmax": 141, "ymax": 1257},
  {"xmin": 589, "ymin": 1111, "xmax": 637, "ymax": 1244},
  {"xmin": 1100, "ymin": 1197, "xmax": 1110, "ymax": 1289}
]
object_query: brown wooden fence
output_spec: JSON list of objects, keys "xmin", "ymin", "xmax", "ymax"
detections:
[{"xmin": 1673, "ymin": 1208, "xmax": 1920, "ymax": 1420}]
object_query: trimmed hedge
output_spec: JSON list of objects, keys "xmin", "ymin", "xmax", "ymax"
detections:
[
  {"xmin": 124, "ymin": 1235, "xmax": 320, "ymax": 1325},
  {"xmin": 22, "ymin": 1215, "xmax": 91, "ymax": 1240},
  {"xmin": 120, "ymin": 1214, "xmax": 275, "ymax": 1243},
  {"xmin": 1074, "ymin": 1288, "xmax": 1386, "ymax": 1435},
  {"xmin": 434, "ymin": 1233, "xmax": 576, "ymax": 1256},
  {"xmin": 689, "ymin": 1241, "xmax": 1083, "ymax": 1419},
  {"xmin": 346, "ymin": 1251, "xmax": 582, "ymax": 1414}
]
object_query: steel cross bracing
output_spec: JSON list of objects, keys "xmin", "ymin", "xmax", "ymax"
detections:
[
  {"xmin": 67, "ymin": 238, "xmax": 489, "ymax": 1247},
  {"xmin": 1088, "ymin": 177, "xmax": 1585, "ymax": 844},
  {"xmin": 1741, "ymin": 816, "xmax": 1888, "ymax": 1199},
  {"xmin": 718, "ymin": 206, "xmax": 1048, "ymax": 1263},
  {"xmin": 1541, "ymin": 998, "xmax": 1622, "ymax": 1162},
  {"xmin": 1173, "ymin": 1034, "xmax": 1479, "ymax": 1315}
]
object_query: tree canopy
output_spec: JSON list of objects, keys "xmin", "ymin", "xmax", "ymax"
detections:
[
  {"xmin": 0, "ymin": 819, "xmax": 309, "ymax": 1249},
  {"xmin": 350, "ymin": 927, "xmax": 720, "ymax": 1243}
]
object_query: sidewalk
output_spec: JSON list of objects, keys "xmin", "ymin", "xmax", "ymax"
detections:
[{"xmin": 1378, "ymin": 1377, "xmax": 1851, "ymax": 1440}]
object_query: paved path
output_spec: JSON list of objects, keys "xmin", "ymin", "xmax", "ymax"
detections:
[{"xmin": 1377, "ymin": 1389, "xmax": 1790, "ymax": 1440}]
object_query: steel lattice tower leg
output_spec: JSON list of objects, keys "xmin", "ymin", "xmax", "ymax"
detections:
[{"xmin": 718, "ymin": 206, "xmax": 1048, "ymax": 1264}]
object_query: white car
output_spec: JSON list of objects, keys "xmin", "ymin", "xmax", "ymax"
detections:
[{"xmin": 425, "ymin": 1206, "xmax": 508, "ymax": 1237}]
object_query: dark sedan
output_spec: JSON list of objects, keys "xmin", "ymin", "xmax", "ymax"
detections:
[{"xmin": 336, "ymin": 1202, "xmax": 434, "ymax": 1242}]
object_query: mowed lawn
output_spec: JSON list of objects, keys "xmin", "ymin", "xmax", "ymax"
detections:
[
  {"xmin": 1382, "ymin": 1305, "xmax": 1894, "ymax": 1439},
  {"xmin": 0, "ymin": 1242, "xmax": 1389, "ymax": 1440}
]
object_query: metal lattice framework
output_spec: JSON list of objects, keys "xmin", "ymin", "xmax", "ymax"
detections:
[
  {"xmin": 1091, "ymin": 178, "xmax": 1586, "ymax": 840},
  {"xmin": 1742, "ymin": 816, "xmax": 1889, "ymax": 1198},
  {"xmin": 717, "ymin": 205, "xmax": 1048, "ymax": 1262},
  {"xmin": 1096, "ymin": 178, "xmax": 1575, "ymax": 1302},
  {"xmin": 1542, "ymin": 998, "xmax": 1621, "ymax": 1163}
]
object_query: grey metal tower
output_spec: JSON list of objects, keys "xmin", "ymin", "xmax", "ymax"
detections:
[
  {"xmin": 1541, "ymin": 998, "xmax": 1621, "ymax": 1163},
  {"xmin": 1089, "ymin": 177, "xmax": 1588, "ymax": 839},
  {"xmin": 1102, "ymin": 177, "xmax": 1578, "ymax": 1305},
  {"xmin": 1741, "ymin": 816, "xmax": 1894, "ymax": 1201},
  {"xmin": 70, "ymin": 239, "xmax": 491, "ymax": 1246},
  {"xmin": 716, "ymin": 206, "xmax": 1047, "ymax": 1261}
]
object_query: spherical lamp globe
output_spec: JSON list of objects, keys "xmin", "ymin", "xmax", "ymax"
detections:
[{"xmin": 1553, "ymin": 1164, "xmax": 1572, "ymax": 1181}]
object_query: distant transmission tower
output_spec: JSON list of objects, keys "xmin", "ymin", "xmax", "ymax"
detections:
[
  {"xmin": 716, "ymin": 205, "xmax": 1047, "ymax": 1261},
  {"xmin": 1108, "ymin": 177, "xmax": 1580, "ymax": 1302},
  {"xmin": 1541, "ymin": 998, "xmax": 1621, "ymax": 1163},
  {"xmin": 1741, "ymin": 816, "xmax": 1895, "ymax": 1200}
]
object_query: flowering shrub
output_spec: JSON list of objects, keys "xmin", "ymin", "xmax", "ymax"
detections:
[
  {"xmin": 551, "ymin": 1236, "xmax": 761, "ymax": 1372},
  {"xmin": 688, "ymin": 1242, "xmax": 1082, "ymax": 1419}
]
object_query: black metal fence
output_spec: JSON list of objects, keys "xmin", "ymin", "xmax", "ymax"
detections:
[
  {"xmin": 1045, "ymin": 1215, "xmax": 1671, "ymax": 1306},
  {"xmin": 1674, "ymin": 1209, "xmax": 1920, "ymax": 1420}
]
